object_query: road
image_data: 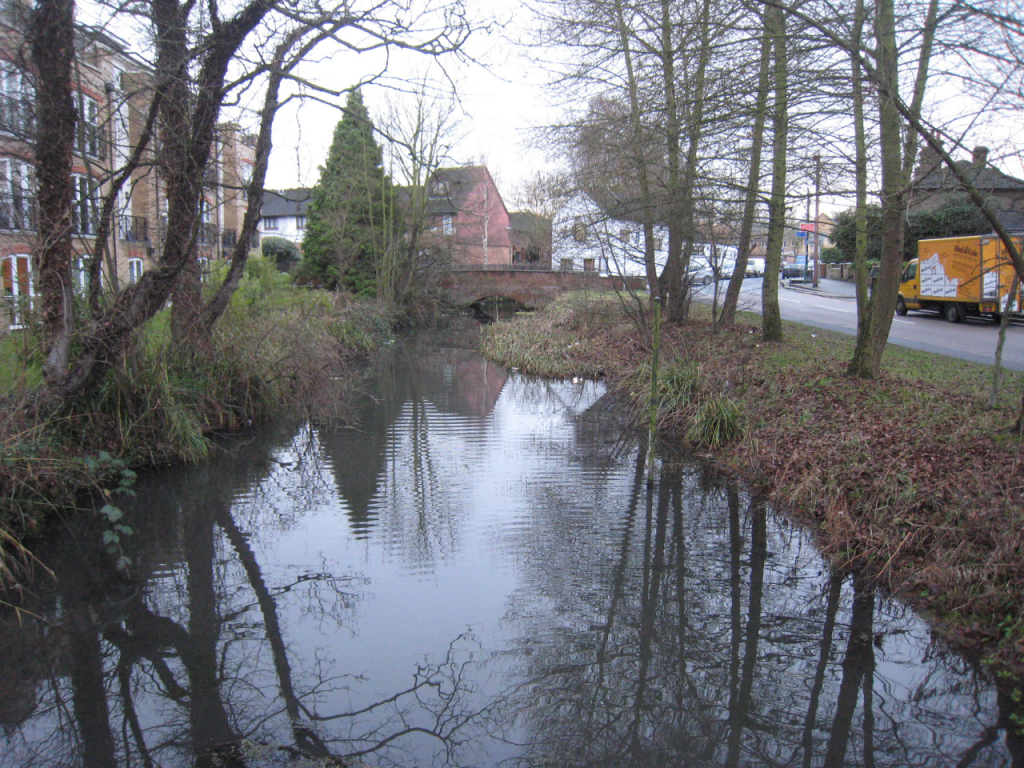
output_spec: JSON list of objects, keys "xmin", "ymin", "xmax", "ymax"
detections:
[{"xmin": 696, "ymin": 276, "xmax": 1024, "ymax": 372}]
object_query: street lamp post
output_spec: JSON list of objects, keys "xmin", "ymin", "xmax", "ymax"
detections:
[{"xmin": 813, "ymin": 154, "xmax": 821, "ymax": 288}]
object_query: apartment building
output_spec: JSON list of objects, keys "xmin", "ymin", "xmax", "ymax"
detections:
[{"xmin": 1, "ymin": 4, "xmax": 254, "ymax": 330}]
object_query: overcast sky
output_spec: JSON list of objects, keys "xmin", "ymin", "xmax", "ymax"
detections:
[{"xmin": 262, "ymin": 2, "xmax": 561, "ymax": 201}]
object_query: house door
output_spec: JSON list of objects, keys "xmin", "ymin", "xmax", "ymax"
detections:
[{"xmin": 3, "ymin": 253, "xmax": 33, "ymax": 328}]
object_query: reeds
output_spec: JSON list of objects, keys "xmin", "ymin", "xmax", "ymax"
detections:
[{"xmin": 0, "ymin": 257, "xmax": 395, "ymax": 544}]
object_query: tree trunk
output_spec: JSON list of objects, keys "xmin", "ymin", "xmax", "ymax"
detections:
[
  {"xmin": 51, "ymin": 0, "xmax": 277, "ymax": 399},
  {"xmin": 847, "ymin": 0, "xmax": 938, "ymax": 377},
  {"xmin": 847, "ymin": 0, "xmax": 904, "ymax": 377},
  {"xmin": 850, "ymin": 0, "xmax": 870, "ymax": 321},
  {"xmin": 665, "ymin": 0, "xmax": 713, "ymax": 325},
  {"xmin": 720, "ymin": 17, "xmax": 771, "ymax": 328},
  {"xmin": 988, "ymin": 273, "xmax": 1019, "ymax": 408},
  {"xmin": 612, "ymin": 0, "xmax": 660, "ymax": 311},
  {"xmin": 32, "ymin": 0, "xmax": 77, "ymax": 383},
  {"xmin": 761, "ymin": 3, "xmax": 788, "ymax": 343}
]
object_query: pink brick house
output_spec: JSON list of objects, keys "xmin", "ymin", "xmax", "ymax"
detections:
[{"xmin": 425, "ymin": 166, "xmax": 512, "ymax": 266}]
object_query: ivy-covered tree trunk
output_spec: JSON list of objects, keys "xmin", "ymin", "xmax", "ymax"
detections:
[{"xmin": 32, "ymin": 0, "xmax": 77, "ymax": 382}]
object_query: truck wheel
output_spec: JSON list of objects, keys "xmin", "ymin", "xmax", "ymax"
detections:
[
  {"xmin": 943, "ymin": 302, "xmax": 964, "ymax": 323},
  {"xmin": 702, "ymin": 274, "xmax": 712, "ymax": 285},
  {"xmin": 896, "ymin": 296, "xmax": 908, "ymax": 316}
]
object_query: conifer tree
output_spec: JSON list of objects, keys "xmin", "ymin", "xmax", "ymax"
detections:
[{"xmin": 300, "ymin": 89, "xmax": 396, "ymax": 295}]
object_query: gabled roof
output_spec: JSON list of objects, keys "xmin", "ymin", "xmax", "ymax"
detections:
[
  {"xmin": 262, "ymin": 188, "xmax": 312, "ymax": 218},
  {"xmin": 914, "ymin": 157, "xmax": 1024, "ymax": 193},
  {"xmin": 425, "ymin": 165, "xmax": 500, "ymax": 217},
  {"xmin": 508, "ymin": 211, "xmax": 550, "ymax": 232},
  {"xmin": 915, "ymin": 162, "xmax": 1024, "ymax": 192}
]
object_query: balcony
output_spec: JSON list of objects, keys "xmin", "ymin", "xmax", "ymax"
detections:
[
  {"xmin": 0, "ymin": 94, "xmax": 33, "ymax": 139},
  {"xmin": 0, "ymin": 194, "xmax": 35, "ymax": 231},
  {"xmin": 197, "ymin": 222, "xmax": 219, "ymax": 247},
  {"xmin": 118, "ymin": 215, "xmax": 149, "ymax": 243}
]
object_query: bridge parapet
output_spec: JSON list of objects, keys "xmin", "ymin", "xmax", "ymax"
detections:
[{"xmin": 443, "ymin": 267, "xmax": 646, "ymax": 309}]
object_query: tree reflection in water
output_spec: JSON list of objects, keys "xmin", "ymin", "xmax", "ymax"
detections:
[
  {"xmin": 0, "ymin": 333, "xmax": 1021, "ymax": 768},
  {"xmin": 498, "ymin": 458, "xmax": 1020, "ymax": 768},
  {"xmin": 0, "ymin": 422, "xmax": 497, "ymax": 768}
]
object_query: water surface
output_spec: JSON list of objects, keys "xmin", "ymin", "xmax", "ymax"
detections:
[{"xmin": 0, "ymin": 326, "xmax": 1020, "ymax": 767}]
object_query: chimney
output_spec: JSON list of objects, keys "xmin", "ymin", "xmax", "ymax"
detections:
[
  {"xmin": 972, "ymin": 146, "xmax": 989, "ymax": 166},
  {"xmin": 916, "ymin": 130, "xmax": 943, "ymax": 179}
]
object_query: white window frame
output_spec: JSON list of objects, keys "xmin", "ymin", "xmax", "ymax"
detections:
[
  {"xmin": 443, "ymin": 215, "xmax": 453, "ymax": 235},
  {"xmin": 76, "ymin": 92, "xmax": 102, "ymax": 160},
  {"xmin": 72, "ymin": 256, "xmax": 103, "ymax": 293},
  {"xmin": 128, "ymin": 257, "xmax": 143, "ymax": 285},
  {"xmin": 72, "ymin": 173, "xmax": 100, "ymax": 236},
  {"xmin": 0, "ymin": 156, "xmax": 34, "ymax": 231},
  {"xmin": 3, "ymin": 253, "xmax": 33, "ymax": 327},
  {"xmin": 240, "ymin": 161, "xmax": 253, "ymax": 200},
  {"xmin": 263, "ymin": 216, "xmax": 279, "ymax": 230},
  {"xmin": 0, "ymin": 66, "xmax": 33, "ymax": 137}
]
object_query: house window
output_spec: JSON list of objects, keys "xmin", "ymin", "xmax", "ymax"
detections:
[
  {"xmin": 71, "ymin": 174, "xmax": 99, "ymax": 236},
  {"xmin": 128, "ymin": 257, "xmax": 143, "ymax": 285},
  {"xmin": 296, "ymin": 215, "xmax": 306, "ymax": 230},
  {"xmin": 76, "ymin": 93, "xmax": 102, "ymax": 160},
  {"xmin": 3, "ymin": 253, "xmax": 33, "ymax": 326},
  {"xmin": 198, "ymin": 256, "xmax": 210, "ymax": 282},
  {"xmin": 263, "ymin": 216, "xmax": 279, "ymax": 230},
  {"xmin": 240, "ymin": 161, "xmax": 253, "ymax": 200},
  {"xmin": 0, "ymin": 66, "xmax": 33, "ymax": 137},
  {"xmin": 583, "ymin": 258, "xmax": 596, "ymax": 272},
  {"xmin": 443, "ymin": 215, "xmax": 453, "ymax": 235},
  {"xmin": 0, "ymin": 157, "xmax": 34, "ymax": 231},
  {"xmin": 72, "ymin": 256, "xmax": 103, "ymax": 293},
  {"xmin": 573, "ymin": 220, "xmax": 586, "ymax": 243},
  {"xmin": 619, "ymin": 228, "xmax": 631, "ymax": 242},
  {"xmin": 200, "ymin": 197, "xmax": 213, "ymax": 225},
  {"xmin": 430, "ymin": 181, "xmax": 449, "ymax": 199}
]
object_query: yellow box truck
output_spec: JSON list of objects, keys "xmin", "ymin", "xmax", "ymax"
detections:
[{"xmin": 896, "ymin": 235, "xmax": 1023, "ymax": 323}]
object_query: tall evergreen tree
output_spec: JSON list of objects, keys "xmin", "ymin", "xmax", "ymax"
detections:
[{"xmin": 300, "ymin": 89, "xmax": 396, "ymax": 295}]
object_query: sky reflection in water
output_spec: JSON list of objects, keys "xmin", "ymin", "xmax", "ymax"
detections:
[{"xmin": 0, "ymin": 329, "xmax": 1020, "ymax": 767}]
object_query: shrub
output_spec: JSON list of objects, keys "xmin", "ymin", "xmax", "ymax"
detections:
[{"xmin": 261, "ymin": 236, "xmax": 301, "ymax": 272}]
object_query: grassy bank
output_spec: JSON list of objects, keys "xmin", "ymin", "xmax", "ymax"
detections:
[
  {"xmin": 0, "ymin": 257, "xmax": 395, "ymax": 546},
  {"xmin": 482, "ymin": 291, "xmax": 1024, "ymax": 696}
]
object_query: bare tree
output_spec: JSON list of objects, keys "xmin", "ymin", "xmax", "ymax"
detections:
[
  {"xmin": 30, "ymin": 0, "xmax": 473, "ymax": 401},
  {"xmin": 379, "ymin": 75, "xmax": 463, "ymax": 308}
]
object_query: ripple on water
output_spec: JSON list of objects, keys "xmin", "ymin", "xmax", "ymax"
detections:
[{"xmin": 3, "ymin": 337, "xmax": 1019, "ymax": 768}]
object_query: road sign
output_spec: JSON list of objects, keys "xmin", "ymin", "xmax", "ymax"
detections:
[
  {"xmin": 799, "ymin": 222, "xmax": 815, "ymax": 232},
  {"xmin": 795, "ymin": 231, "xmax": 807, "ymax": 238}
]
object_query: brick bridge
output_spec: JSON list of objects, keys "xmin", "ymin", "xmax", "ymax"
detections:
[{"xmin": 444, "ymin": 267, "xmax": 646, "ymax": 309}]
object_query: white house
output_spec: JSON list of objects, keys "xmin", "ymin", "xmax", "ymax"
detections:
[
  {"xmin": 258, "ymin": 188, "xmax": 312, "ymax": 246},
  {"xmin": 551, "ymin": 191, "xmax": 738, "ymax": 284}
]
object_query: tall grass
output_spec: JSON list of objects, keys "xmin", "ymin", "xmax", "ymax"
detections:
[{"xmin": 0, "ymin": 257, "xmax": 394, "ymax": 536}]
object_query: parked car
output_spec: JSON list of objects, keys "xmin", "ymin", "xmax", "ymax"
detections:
[
  {"xmin": 781, "ymin": 262, "xmax": 809, "ymax": 280},
  {"xmin": 745, "ymin": 257, "xmax": 765, "ymax": 277}
]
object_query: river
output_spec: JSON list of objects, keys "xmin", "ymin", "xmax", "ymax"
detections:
[{"xmin": 0, "ymin": 323, "xmax": 1020, "ymax": 767}]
